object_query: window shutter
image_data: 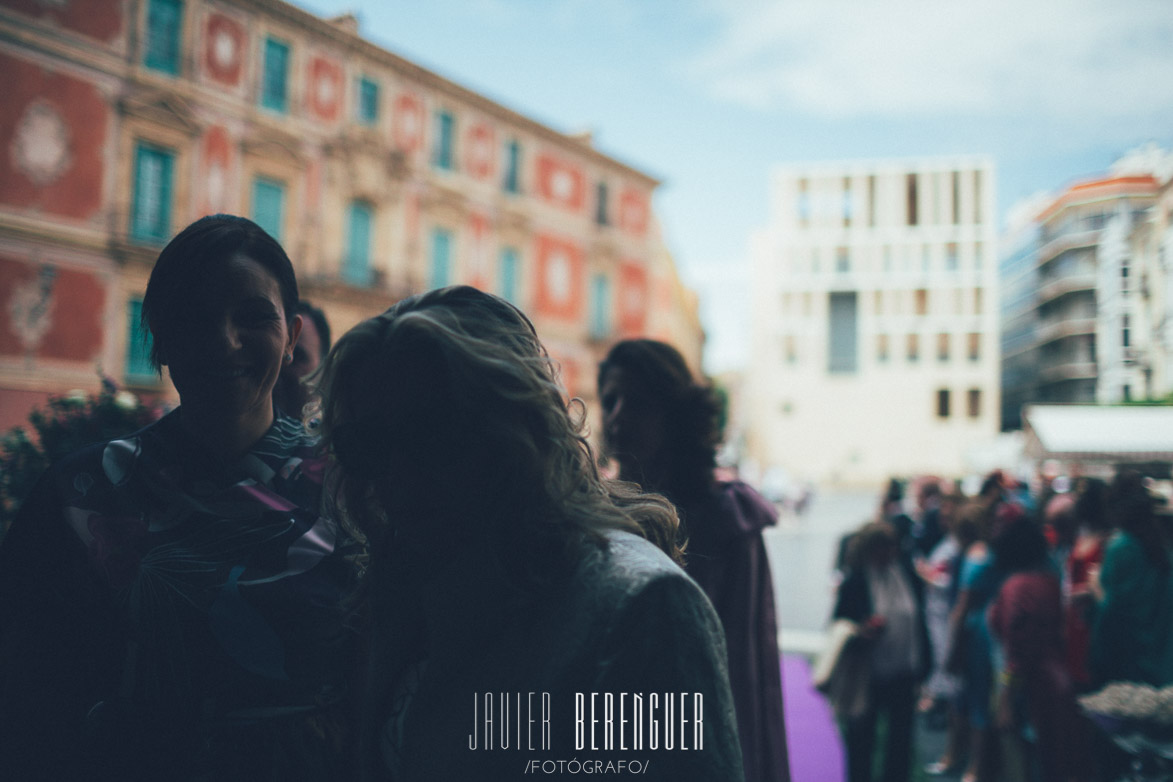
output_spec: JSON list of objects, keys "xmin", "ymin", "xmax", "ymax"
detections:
[
  {"xmin": 500, "ymin": 247, "xmax": 519, "ymax": 303},
  {"xmin": 144, "ymin": 0, "xmax": 183, "ymax": 74},
  {"xmin": 125, "ymin": 299, "xmax": 156, "ymax": 380},
  {"xmin": 590, "ymin": 274, "xmax": 610, "ymax": 338},
  {"xmin": 262, "ymin": 38, "xmax": 289, "ymax": 112},
  {"xmin": 252, "ymin": 178, "xmax": 285, "ymax": 242},
  {"xmin": 431, "ymin": 229, "xmax": 452, "ymax": 289},
  {"xmin": 345, "ymin": 202, "xmax": 373, "ymax": 285},
  {"xmin": 131, "ymin": 144, "xmax": 173, "ymax": 243}
]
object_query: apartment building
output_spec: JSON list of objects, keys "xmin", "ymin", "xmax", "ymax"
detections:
[
  {"xmin": 998, "ymin": 157, "xmax": 1166, "ymax": 422},
  {"xmin": 998, "ymin": 209, "xmax": 1042, "ymax": 429},
  {"xmin": 0, "ymin": 0, "xmax": 702, "ymax": 431},
  {"xmin": 1128, "ymin": 168, "xmax": 1173, "ymax": 399},
  {"xmin": 748, "ymin": 157, "xmax": 1000, "ymax": 485}
]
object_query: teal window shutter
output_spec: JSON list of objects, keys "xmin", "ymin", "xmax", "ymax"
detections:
[
  {"xmin": 144, "ymin": 0, "xmax": 183, "ymax": 75},
  {"xmin": 590, "ymin": 274, "xmax": 610, "ymax": 339},
  {"xmin": 595, "ymin": 182, "xmax": 609, "ymax": 225},
  {"xmin": 503, "ymin": 139, "xmax": 521, "ymax": 193},
  {"xmin": 358, "ymin": 77, "xmax": 379, "ymax": 124},
  {"xmin": 433, "ymin": 110, "xmax": 454, "ymax": 170},
  {"xmin": 251, "ymin": 178, "xmax": 285, "ymax": 242},
  {"xmin": 499, "ymin": 247, "xmax": 519, "ymax": 303},
  {"xmin": 261, "ymin": 37, "xmax": 290, "ymax": 112},
  {"xmin": 130, "ymin": 143, "xmax": 174, "ymax": 243},
  {"xmin": 345, "ymin": 201, "xmax": 373, "ymax": 285},
  {"xmin": 430, "ymin": 228, "xmax": 452, "ymax": 289},
  {"xmin": 125, "ymin": 298, "xmax": 156, "ymax": 380}
]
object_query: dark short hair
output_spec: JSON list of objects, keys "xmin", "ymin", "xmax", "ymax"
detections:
[
  {"xmin": 1108, "ymin": 469, "xmax": 1167, "ymax": 571},
  {"xmin": 141, "ymin": 214, "xmax": 298, "ymax": 372},
  {"xmin": 296, "ymin": 300, "xmax": 332, "ymax": 352},
  {"xmin": 990, "ymin": 504, "xmax": 1048, "ymax": 572},
  {"xmin": 847, "ymin": 521, "xmax": 898, "ymax": 571},
  {"xmin": 1074, "ymin": 477, "xmax": 1110, "ymax": 532}
]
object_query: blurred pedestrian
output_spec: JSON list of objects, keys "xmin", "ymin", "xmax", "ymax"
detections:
[
  {"xmin": 944, "ymin": 498, "xmax": 1003, "ymax": 782},
  {"xmin": 912, "ymin": 478, "xmax": 946, "ymax": 559},
  {"xmin": 987, "ymin": 507, "xmax": 1090, "ymax": 782},
  {"xmin": 917, "ymin": 491, "xmax": 964, "ymax": 718},
  {"xmin": 881, "ymin": 478, "xmax": 915, "ymax": 553},
  {"xmin": 1065, "ymin": 477, "xmax": 1110, "ymax": 690},
  {"xmin": 598, "ymin": 338, "xmax": 789, "ymax": 782},
  {"xmin": 1090, "ymin": 470, "xmax": 1173, "ymax": 687},
  {"xmin": 923, "ymin": 496, "xmax": 981, "ymax": 776},
  {"xmin": 833, "ymin": 520, "xmax": 930, "ymax": 782},
  {"xmin": 1041, "ymin": 493, "xmax": 1077, "ymax": 583}
]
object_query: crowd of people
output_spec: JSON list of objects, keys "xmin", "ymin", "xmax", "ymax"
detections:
[
  {"xmin": 8, "ymin": 212, "xmax": 1173, "ymax": 782},
  {"xmin": 0, "ymin": 215, "xmax": 789, "ymax": 782},
  {"xmin": 827, "ymin": 470, "xmax": 1173, "ymax": 782}
]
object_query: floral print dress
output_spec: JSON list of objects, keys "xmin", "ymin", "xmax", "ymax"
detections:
[{"xmin": 0, "ymin": 410, "xmax": 361, "ymax": 782}]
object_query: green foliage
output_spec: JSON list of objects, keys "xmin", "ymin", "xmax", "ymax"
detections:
[
  {"xmin": 1118, "ymin": 391, "xmax": 1173, "ymax": 406},
  {"xmin": 0, "ymin": 378, "xmax": 160, "ymax": 538}
]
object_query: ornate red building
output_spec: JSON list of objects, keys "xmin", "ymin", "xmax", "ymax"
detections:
[{"xmin": 0, "ymin": 0, "xmax": 702, "ymax": 432}]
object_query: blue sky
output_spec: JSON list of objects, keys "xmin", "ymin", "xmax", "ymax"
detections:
[{"xmin": 293, "ymin": 0, "xmax": 1173, "ymax": 372}]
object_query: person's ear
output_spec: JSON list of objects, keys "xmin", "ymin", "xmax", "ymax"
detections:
[{"xmin": 287, "ymin": 313, "xmax": 304, "ymax": 355}]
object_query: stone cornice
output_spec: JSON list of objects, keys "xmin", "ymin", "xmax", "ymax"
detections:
[
  {"xmin": 117, "ymin": 85, "xmax": 203, "ymax": 136},
  {"xmin": 0, "ymin": 218, "xmax": 110, "ymax": 258},
  {"xmin": 241, "ymin": 120, "xmax": 306, "ymax": 163}
]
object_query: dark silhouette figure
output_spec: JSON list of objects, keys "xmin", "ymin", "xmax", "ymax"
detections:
[
  {"xmin": 318, "ymin": 287, "xmax": 744, "ymax": 782},
  {"xmin": 598, "ymin": 338, "xmax": 790, "ymax": 782},
  {"xmin": 0, "ymin": 215, "xmax": 360, "ymax": 781}
]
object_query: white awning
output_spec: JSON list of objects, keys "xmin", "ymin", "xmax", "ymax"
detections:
[{"xmin": 1023, "ymin": 405, "xmax": 1173, "ymax": 459}]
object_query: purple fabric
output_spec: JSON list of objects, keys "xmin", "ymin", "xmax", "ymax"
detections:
[
  {"xmin": 685, "ymin": 480, "xmax": 790, "ymax": 781},
  {"xmin": 782, "ymin": 655, "xmax": 846, "ymax": 782}
]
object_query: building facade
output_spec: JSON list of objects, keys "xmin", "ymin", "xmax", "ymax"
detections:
[
  {"xmin": 998, "ymin": 154, "xmax": 1168, "ymax": 423},
  {"xmin": 0, "ymin": 0, "xmax": 702, "ymax": 433},
  {"xmin": 1129, "ymin": 167, "xmax": 1173, "ymax": 400},
  {"xmin": 998, "ymin": 209, "xmax": 1041, "ymax": 430},
  {"xmin": 747, "ymin": 157, "xmax": 1000, "ymax": 486}
]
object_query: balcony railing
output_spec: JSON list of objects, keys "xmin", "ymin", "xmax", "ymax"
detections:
[
  {"xmin": 1036, "ymin": 229, "xmax": 1099, "ymax": 266},
  {"xmin": 1033, "ymin": 317, "xmax": 1096, "ymax": 347},
  {"xmin": 1035, "ymin": 273, "xmax": 1096, "ymax": 306},
  {"xmin": 1037, "ymin": 360, "xmax": 1097, "ymax": 382}
]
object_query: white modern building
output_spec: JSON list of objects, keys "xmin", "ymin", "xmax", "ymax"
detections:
[
  {"xmin": 1139, "ymin": 173, "xmax": 1173, "ymax": 398},
  {"xmin": 747, "ymin": 157, "xmax": 1000, "ymax": 486}
]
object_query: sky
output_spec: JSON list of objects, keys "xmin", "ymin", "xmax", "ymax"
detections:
[{"xmin": 293, "ymin": 0, "xmax": 1173, "ymax": 374}]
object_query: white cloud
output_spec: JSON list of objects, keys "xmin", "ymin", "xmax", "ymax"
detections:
[{"xmin": 684, "ymin": 0, "xmax": 1173, "ymax": 121}]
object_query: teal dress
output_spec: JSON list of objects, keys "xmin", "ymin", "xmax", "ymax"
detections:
[
  {"xmin": 959, "ymin": 547, "xmax": 1001, "ymax": 728},
  {"xmin": 1090, "ymin": 531, "xmax": 1173, "ymax": 686}
]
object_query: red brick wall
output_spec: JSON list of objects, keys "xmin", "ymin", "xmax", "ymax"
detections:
[
  {"xmin": 0, "ymin": 255, "xmax": 106, "ymax": 361},
  {"xmin": 536, "ymin": 153, "xmax": 585, "ymax": 213},
  {"xmin": 0, "ymin": 53, "xmax": 107, "ymax": 221},
  {"xmin": 533, "ymin": 233, "xmax": 584, "ymax": 321},
  {"xmin": 1, "ymin": 0, "xmax": 123, "ymax": 43}
]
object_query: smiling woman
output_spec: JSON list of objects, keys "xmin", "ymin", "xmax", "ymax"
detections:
[
  {"xmin": 142, "ymin": 215, "xmax": 302, "ymax": 454},
  {"xmin": 0, "ymin": 215, "xmax": 362, "ymax": 782}
]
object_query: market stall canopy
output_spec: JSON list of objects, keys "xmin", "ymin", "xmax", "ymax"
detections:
[{"xmin": 1022, "ymin": 405, "xmax": 1173, "ymax": 464}]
